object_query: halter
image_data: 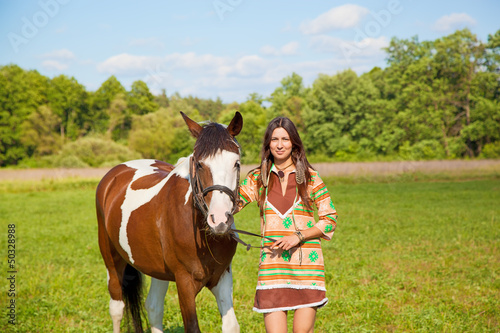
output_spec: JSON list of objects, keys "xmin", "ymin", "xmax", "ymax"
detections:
[{"xmin": 189, "ymin": 141, "xmax": 242, "ymax": 219}]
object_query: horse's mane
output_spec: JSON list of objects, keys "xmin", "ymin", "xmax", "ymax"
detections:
[{"xmin": 194, "ymin": 122, "xmax": 239, "ymax": 159}]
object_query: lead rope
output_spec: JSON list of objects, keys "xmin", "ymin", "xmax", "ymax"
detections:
[{"xmin": 230, "ymin": 228, "xmax": 277, "ymax": 251}]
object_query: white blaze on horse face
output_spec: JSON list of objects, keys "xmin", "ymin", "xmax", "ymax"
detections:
[
  {"xmin": 203, "ymin": 150, "xmax": 240, "ymax": 232},
  {"xmin": 120, "ymin": 159, "xmax": 177, "ymax": 264}
]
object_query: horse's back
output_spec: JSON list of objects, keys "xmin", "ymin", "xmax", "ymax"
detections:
[
  {"xmin": 97, "ymin": 159, "xmax": 173, "ymax": 196},
  {"xmin": 96, "ymin": 159, "xmax": 185, "ymax": 274}
]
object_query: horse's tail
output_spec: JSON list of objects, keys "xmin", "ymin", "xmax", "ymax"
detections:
[{"xmin": 122, "ymin": 264, "xmax": 144, "ymax": 333}]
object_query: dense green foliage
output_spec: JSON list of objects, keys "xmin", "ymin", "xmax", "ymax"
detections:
[
  {"xmin": 0, "ymin": 174, "xmax": 498, "ymax": 332},
  {"xmin": 1, "ymin": 28, "xmax": 499, "ymax": 167}
]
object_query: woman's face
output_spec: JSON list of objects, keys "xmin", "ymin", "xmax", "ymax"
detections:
[{"xmin": 269, "ymin": 127, "xmax": 293, "ymax": 164}]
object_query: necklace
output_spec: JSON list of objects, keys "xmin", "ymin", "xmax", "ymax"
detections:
[{"xmin": 275, "ymin": 162, "xmax": 294, "ymax": 181}]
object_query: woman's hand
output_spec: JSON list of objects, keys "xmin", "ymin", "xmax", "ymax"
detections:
[
  {"xmin": 271, "ymin": 226, "xmax": 323, "ymax": 251},
  {"xmin": 271, "ymin": 234, "xmax": 301, "ymax": 251}
]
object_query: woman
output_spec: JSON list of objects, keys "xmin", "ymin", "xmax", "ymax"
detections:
[{"xmin": 238, "ymin": 117, "xmax": 338, "ymax": 333}]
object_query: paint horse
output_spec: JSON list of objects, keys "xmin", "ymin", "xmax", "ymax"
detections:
[{"xmin": 96, "ymin": 112, "xmax": 243, "ymax": 333}]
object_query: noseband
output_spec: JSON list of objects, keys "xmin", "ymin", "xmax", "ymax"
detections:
[{"xmin": 189, "ymin": 149, "xmax": 242, "ymax": 218}]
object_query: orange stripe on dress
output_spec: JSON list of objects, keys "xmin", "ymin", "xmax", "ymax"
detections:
[{"xmin": 258, "ymin": 275, "xmax": 325, "ymax": 281}]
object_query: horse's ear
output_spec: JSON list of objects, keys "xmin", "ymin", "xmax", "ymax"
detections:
[
  {"xmin": 227, "ymin": 111, "xmax": 243, "ymax": 137},
  {"xmin": 181, "ymin": 112, "xmax": 203, "ymax": 138}
]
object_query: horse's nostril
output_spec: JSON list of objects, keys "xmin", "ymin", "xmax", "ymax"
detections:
[{"xmin": 210, "ymin": 214, "xmax": 215, "ymax": 224}]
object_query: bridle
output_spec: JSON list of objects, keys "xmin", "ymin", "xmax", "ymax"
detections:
[
  {"xmin": 188, "ymin": 139, "xmax": 277, "ymax": 250},
  {"xmin": 189, "ymin": 144, "xmax": 242, "ymax": 219}
]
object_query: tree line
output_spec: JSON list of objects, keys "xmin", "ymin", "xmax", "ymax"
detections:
[{"xmin": 1, "ymin": 28, "xmax": 499, "ymax": 168}]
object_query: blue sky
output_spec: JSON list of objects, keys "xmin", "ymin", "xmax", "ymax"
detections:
[{"xmin": 1, "ymin": 0, "xmax": 499, "ymax": 103}]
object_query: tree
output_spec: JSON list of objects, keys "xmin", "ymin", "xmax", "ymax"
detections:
[
  {"xmin": 384, "ymin": 29, "xmax": 500, "ymax": 158},
  {"xmin": 182, "ymin": 95, "xmax": 225, "ymax": 121},
  {"xmin": 88, "ymin": 76, "xmax": 126, "ymax": 133},
  {"xmin": 268, "ymin": 73, "xmax": 308, "ymax": 131},
  {"xmin": 47, "ymin": 75, "xmax": 88, "ymax": 141},
  {"xmin": 128, "ymin": 97, "xmax": 199, "ymax": 163},
  {"xmin": 127, "ymin": 80, "xmax": 158, "ymax": 116},
  {"xmin": 0, "ymin": 65, "xmax": 49, "ymax": 165},
  {"xmin": 21, "ymin": 105, "xmax": 62, "ymax": 156},
  {"xmin": 220, "ymin": 100, "xmax": 267, "ymax": 164},
  {"xmin": 106, "ymin": 94, "xmax": 128, "ymax": 141}
]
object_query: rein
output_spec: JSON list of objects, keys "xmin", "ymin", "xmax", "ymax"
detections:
[
  {"xmin": 188, "ymin": 140, "xmax": 277, "ymax": 252},
  {"xmin": 230, "ymin": 228, "xmax": 277, "ymax": 251}
]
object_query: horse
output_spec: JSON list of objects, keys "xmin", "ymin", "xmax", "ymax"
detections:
[{"xmin": 96, "ymin": 111, "xmax": 243, "ymax": 333}]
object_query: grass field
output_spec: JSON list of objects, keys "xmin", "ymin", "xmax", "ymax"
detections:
[{"xmin": 0, "ymin": 171, "xmax": 499, "ymax": 332}]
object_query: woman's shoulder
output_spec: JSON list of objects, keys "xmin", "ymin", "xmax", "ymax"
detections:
[
  {"xmin": 308, "ymin": 167, "xmax": 321, "ymax": 179},
  {"xmin": 308, "ymin": 168, "xmax": 325, "ymax": 185},
  {"xmin": 244, "ymin": 167, "xmax": 261, "ymax": 183}
]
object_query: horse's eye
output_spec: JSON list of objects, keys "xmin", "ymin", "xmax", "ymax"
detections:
[
  {"xmin": 235, "ymin": 161, "xmax": 240, "ymax": 169},
  {"xmin": 197, "ymin": 162, "xmax": 203, "ymax": 169}
]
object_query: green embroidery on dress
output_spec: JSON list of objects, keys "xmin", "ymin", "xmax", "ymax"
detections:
[
  {"xmin": 329, "ymin": 200, "xmax": 335, "ymax": 210},
  {"xmin": 242, "ymin": 178, "xmax": 248, "ymax": 186},
  {"xmin": 282, "ymin": 250, "xmax": 291, "ymax": 262},
  {"xmin": 261, "ymin": 252, "xmax": 267, "ymax": 262},
  {"xmin": 325, "ymin": 224, "xmax": 333, "ymax": 233},
  {"xmin": 307, "ymin": 220, "xmax": 314, "ymax": 228},
  {"xmin": 309, "ymin": 251, "xmax": 319, "ymax": 262},
  {"xmin": 282, "ymin": 217, "xmax": 292, "ymax": 229}
]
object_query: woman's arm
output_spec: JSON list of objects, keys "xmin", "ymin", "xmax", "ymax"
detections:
[
  {"xmin": 272, "ymin": 171, "xmax": 337, "ymax": 250},
  {"xmin": 271, "ymin": 225, "xmax": 323, "ymax": 250}
]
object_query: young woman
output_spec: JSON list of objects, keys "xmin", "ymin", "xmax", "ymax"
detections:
[{"xmin": 238, "ymin": 117, "xmax": 338, "ymax": 333}]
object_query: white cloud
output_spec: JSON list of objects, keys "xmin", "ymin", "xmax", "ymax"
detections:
[
  {"xmin": 40, "ymin": 48, "xmax": 75, "ymax": 60},
  {"xmin": 97, "ymin": 53, "xmax": 164, "ymax": 76},
  {"xmin": 432, "ymin": 13, "xmax": 476, "ymax": 32},
  {"xmin": 163, "ymin": 52, "xmax": 230, "ymax": 72},
  {"xmin": 98, "ymin": 52, "xmax": 275, "ymax": 79},
  {"xmin": 300, "ymin": 4, "xmax": 369, "ymax": 35},
  {"xmin": 96, "ymin": 48, "xmax": 384, "ymax": 102},
  {"xmin": 281, "ymin": 41, "xmax": 300, "ymax": 55},
  {"xmin": 42, "ymin": 60, "xmax": 69, "ymax": 71},
  {"xmin": 261, "ymin": 41, "xmax": 300, "ymax": 56},
  {"xmin": 233, "ymin": 55, "xmax": 270, "ymax": 77},
  {"xmin": 310, "ymin": 35, "xmax": 389, "ymax": 62}
]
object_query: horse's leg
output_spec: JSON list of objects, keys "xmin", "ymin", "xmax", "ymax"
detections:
[
  {"xmin": 98, "ymin": 220, "xmax": 127, "ymax": 333},
  {"xmin": 175, "ymin": 272, "xmax": 203, "ymax": 333},
  {"xmin": 145, "ymin": 278, "xmax": 169, "ymax": 333},
  {"xmin": 210, "ymin": 266, "xmax": 240, "ymax": 333}
]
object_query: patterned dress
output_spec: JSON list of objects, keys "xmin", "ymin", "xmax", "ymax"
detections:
[{"xmin": 238, "ymin": 165, "xmax": 338, "ymax": 313}]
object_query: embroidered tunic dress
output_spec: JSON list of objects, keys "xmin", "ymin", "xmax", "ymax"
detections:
[{"xmin": 239, "ymin": 165, "xmax": 338, "ymax": 313}]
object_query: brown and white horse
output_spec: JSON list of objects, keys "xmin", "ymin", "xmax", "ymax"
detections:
[{"xmin": 96, "ymin": 112, "xmax": 243, "ymax": 333}]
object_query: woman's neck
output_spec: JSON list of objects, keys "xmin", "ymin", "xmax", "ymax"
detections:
[{"xmin": 274, "ymin": 158, "xmax": 293, "ymax": 169}]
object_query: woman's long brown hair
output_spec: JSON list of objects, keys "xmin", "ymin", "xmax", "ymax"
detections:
[{"xmin": 254, "ymin": 117, "xmax": 314, "ymax": 213}]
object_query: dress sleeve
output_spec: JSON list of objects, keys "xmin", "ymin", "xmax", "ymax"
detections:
[
  {"xmin": 310, "ymin": 171, "xmax": 338, "ymax": 240},
  {"xmin": 236, "ymin": 170, "xmax": 260, "ymax": 212}
]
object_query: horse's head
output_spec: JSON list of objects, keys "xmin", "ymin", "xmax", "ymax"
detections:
[{"xmin": 181, "ymin": 111, "xmax": 243, "ymax": 235}]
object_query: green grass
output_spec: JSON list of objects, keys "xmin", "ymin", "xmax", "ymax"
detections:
[{"xmin": 0, "ymin": 175, "xmax": 499, "ymax": 332}]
